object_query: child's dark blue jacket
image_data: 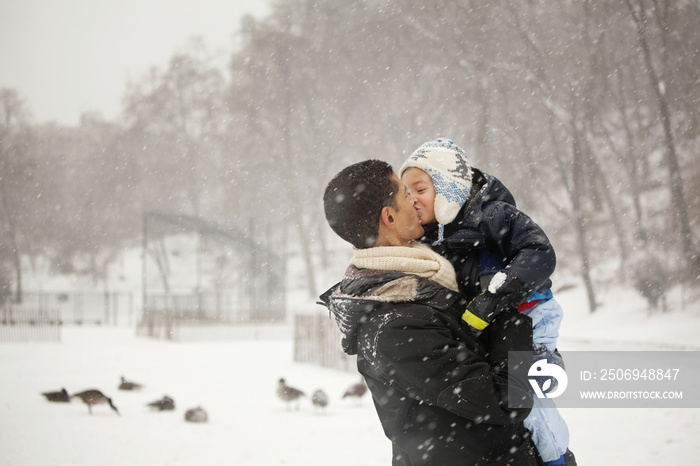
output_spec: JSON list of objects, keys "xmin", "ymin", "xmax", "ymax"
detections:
[{"xmin": 422, "ymin": 168, "xmax": 556, "ymax": 302}]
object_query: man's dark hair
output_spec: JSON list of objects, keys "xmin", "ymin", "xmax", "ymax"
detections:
[{"xmin": 323, "ymin": 159, "xmax": 399, "ymax": 249}]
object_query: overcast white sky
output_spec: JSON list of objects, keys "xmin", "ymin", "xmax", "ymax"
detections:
[{"xmin": 0, "ymin": 0, "xmax": 271, "ymax": 126}]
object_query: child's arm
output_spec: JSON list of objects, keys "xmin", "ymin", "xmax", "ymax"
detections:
[
  {"xmin": 462, "ymin": 202, "xmax": 556, "ymax": 329},
  {"xmin": 482, "ymin": 201, "xmax": 555, "ymax": 296}
]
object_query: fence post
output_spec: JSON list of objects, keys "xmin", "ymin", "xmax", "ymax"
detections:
[
  {"xmin": 104, "ymin": 291, "xmax": 109, "ymax": 326},
  {"xmin": 128, "ymin": 292, "xmax": 133, "ymax": 326},
  {"xmin": 292, "ymin": 313, "xmax": 353, "ymax": 371},
  {"xmin": 113, "ymin": 292, "xmax": 118, "ymax": 327}
]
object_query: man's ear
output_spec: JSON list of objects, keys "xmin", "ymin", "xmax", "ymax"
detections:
[{"xmin": 379, "ymin": 206, "xmax": 395, "ymax": 229}]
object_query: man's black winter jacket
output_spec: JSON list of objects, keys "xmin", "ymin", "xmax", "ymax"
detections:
[{"xmin": 320, "ymin": 266, "xmax": 542, "ymax": 465}]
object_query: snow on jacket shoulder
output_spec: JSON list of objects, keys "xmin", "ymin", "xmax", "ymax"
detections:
[{"xmin": 318, "ymin": 266, "xmax": 540, "ymax": 465}]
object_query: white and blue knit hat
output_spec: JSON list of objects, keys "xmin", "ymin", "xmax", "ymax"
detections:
[{"xmin": 400, "ymin": 138, "xmax": 473, "ymax": 243}]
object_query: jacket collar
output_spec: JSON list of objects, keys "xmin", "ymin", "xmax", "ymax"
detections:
[{"xmin": 318, "ymin": 266, "xmax": 464, "ymax": 355}]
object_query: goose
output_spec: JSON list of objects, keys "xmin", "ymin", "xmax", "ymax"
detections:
[
  {"xmin": 41, "ymin": 387, "xmax": 70, "ymax": 402},
  {"xmin": 311, "ymin": 389, "xmax": 329, "ymax": 411},
  {"xmin": 71, "ymin": 389, "xmax": 119, "ymax": 415},
  {"xmin": 118, "ymin": 376, "xmax": 143, "ymax": 391},
  {"xmin": 277, "ymin": 378, "xmax": 305, "ymax": 410},
  {"xmin": 342, "ymin": 380, "xmax": 368, "ymax": 404},
  {"xmin": 184, "ymin": 406, "xmax": 208, "ymax": 423},
  {"xmin": 146, "ymin": 395, "xmax": 175, "ymax": 411}
]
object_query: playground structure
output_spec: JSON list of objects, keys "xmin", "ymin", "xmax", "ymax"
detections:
[{"xmin": 137, "ymin": 210, "xmax": 286, "ymax": 340}]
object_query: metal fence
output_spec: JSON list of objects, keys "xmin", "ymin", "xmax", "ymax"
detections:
[
  {"xmin": 0, "ymin": 308, "xmax": 61, "ymax": 342},
  {"xmin": 293, "ymin": 314, "xmax": 355, "ymax": 372},
  {"xmin": 144, "ymin": 291, "xmax": 284, "ymax": 323},
  {"xmin": 135, "ymin": 310, "xmax": 291, "ymax": 342},
  {"xmin": 1, "ymin": 291, "xmax": 136, "ymax": 327},
  {"xmin": 137, "ymin": 291, "xmax": 288, "ymax": 341}
]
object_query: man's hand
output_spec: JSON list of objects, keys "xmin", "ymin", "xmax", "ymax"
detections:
[{"xmin": 462, "ymin": 272, "xmax": 528, "ymax": 330}]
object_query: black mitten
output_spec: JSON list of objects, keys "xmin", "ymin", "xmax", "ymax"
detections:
[{"xmin": 462, "ymin": 272, "xmax": 528, "ymax": 330}]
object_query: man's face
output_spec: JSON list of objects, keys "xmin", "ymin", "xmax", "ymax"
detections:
[
  {"xmin": 401, "ymin": 168, "xmax": 437, "ymax": 225},
  {"xmin": 388, "ymin": 172, "xmax": 425, "ymax": 242}
]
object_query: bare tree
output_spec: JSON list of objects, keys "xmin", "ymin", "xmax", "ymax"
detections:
[
  {"xmin": 0, "ymin": 89, "xmax": 33, "ymax": 302},
  {"xmin": 123, "ymin": 38, "xmax": 229, "ymax": 220},
  {"xmin": 5, "ymin": 1, "xmax": 699, "ymax": 309},
  {"xmin": 626, "ymin": 0, "xmax": 697, "ymax": 273}
]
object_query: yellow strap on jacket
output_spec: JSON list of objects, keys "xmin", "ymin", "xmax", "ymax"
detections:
[{"xmin": 462, "ymin": 309, "xmax": 489, "ymax": 330}]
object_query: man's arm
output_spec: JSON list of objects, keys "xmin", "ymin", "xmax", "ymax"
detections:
[{"xmin": 368, "ymin": 306, "xmax": 532, "ymax": 425}]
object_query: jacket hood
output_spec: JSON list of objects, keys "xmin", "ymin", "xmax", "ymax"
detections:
[
  {"xmin": 318, "ymin": 265, "xmax": 459, "ymax": 355},
  {"xmin": 476, "ymin": 168, "xmax": 515, "ymax": 204},
  {"xmin": 424, "ymin": 168, "xmax": 516, "ymax": 239},
  {"xmin": 456, "ymin": 168, "xmax": 515, "ymax": 226}
]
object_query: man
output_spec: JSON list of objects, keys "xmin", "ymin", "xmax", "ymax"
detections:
[{"xmin": 319, "ymin": 160, "xmax": 541, "ymax": 465}]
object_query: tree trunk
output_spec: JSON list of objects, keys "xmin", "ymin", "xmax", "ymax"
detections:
[
  {"xmin": 583, "ymin": 119, "xmax": 631, "ymax": 268},
  {"xmin": 149, "ymin": 236, "xmax": 172, "ymax": 298},
  {"xmin": 571, "ymin": 120, "xmax": 598, "ymax": 313},
  {"xmin": 0, "ymin": 177, "xmax": 22, "ymax": 303},
  {"xmin": 282, "ymin": 131, "xmax": 318, "ymax": 298},
  {"xmin": 613, "ymin": 67, "xmax": 648, "ymax": 242},
  {"xmin": 627, "ymin": 0, "xmax": 696, "ymax": 269},
  {"xmin": 278, "ymin": 43, "xmax": 318, "ymax": 299},
  {"xmin": 474, "ymin": 78, "xmax": 491, "ymax": 168},
  {"xmin": 580, "ymin": 1, "xmax": 632, "ymax": 269}
]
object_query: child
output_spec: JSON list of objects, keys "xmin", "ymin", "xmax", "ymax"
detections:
[{"xmin": 401, "ymin": 138, "xmax": 575, "ymax": 466}]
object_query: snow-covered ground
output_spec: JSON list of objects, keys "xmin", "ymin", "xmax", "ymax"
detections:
[
  {"xmin": 2, "ymin": 251, "xmax": 700, "ymax": 465},
  {"xmin": 554, "ymin": 284, "xmax": 700, "ymax": 465},
  {"xmin": 0, "ymin": 328, "xmax": 385, "ymax": 465}
]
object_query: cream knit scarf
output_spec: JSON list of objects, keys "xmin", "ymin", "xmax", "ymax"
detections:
[{"xmin": 351, "ymin": 242, "xmax": 459, "ymax": 292}]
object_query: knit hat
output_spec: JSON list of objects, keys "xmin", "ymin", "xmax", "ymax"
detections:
[{"xmin": 400, "ymin": 138, "xmax": 473, "ymax": 243}]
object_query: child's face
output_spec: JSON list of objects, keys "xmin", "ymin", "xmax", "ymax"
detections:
[{"xmin": 401, "ymin": 168, "xmax": 437, "ymax": 225}]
